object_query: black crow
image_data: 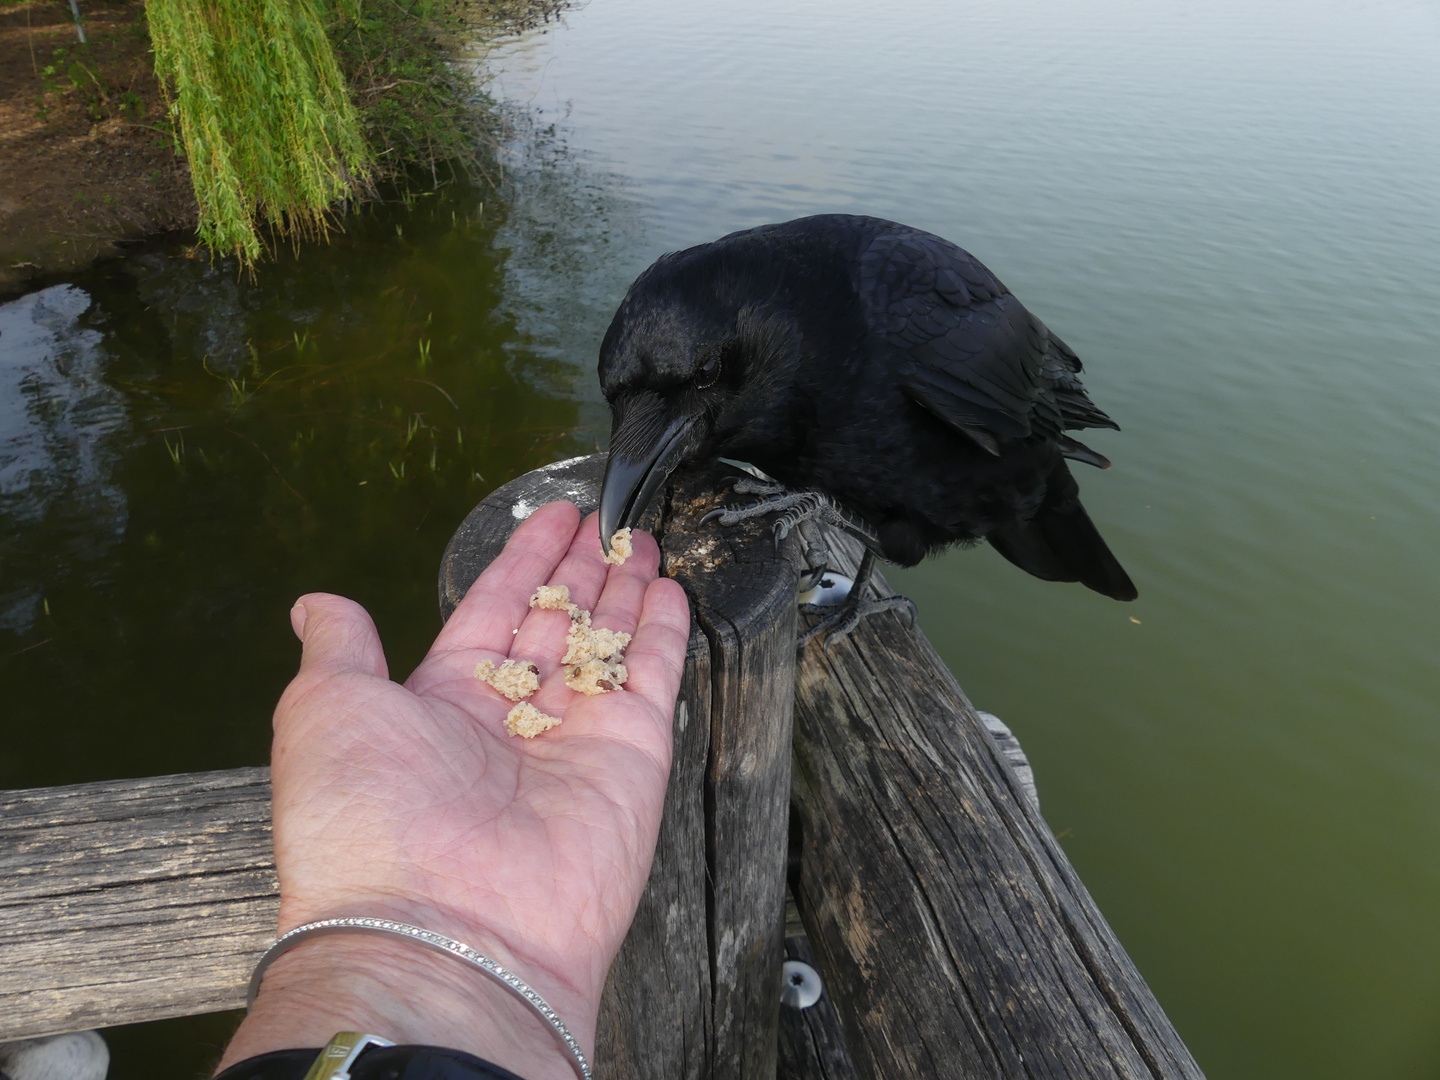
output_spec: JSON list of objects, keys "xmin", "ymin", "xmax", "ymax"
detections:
[{"xmin": 597, "ymin": 214, "xmax": 1136, "ymax": 642}]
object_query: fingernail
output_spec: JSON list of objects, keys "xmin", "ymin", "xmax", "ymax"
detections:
[{"xmin": 290, "ymin": 601, "xmax": 308, "ymax": 639}]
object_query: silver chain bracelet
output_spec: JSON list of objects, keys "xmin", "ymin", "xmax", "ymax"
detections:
[{"xmin": 247, "ymin": 917, "xmax": 591, "ymax": 1080}]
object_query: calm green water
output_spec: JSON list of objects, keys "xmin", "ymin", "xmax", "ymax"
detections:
[{"xmin": 4, "ymin": 0, "xmax": 1439, "ymax": 1076}]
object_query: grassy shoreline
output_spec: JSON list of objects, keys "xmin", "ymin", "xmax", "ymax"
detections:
[{"xmin": 0, "ymin": 0, "xmax": 565, "ymax": 294}]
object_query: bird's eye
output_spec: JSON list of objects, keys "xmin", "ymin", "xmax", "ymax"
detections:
[{"xmin": 694, "ymin": 351, "xmax": 722, "ymax": 389}]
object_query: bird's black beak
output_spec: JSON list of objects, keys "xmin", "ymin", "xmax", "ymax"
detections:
[{"xmin": 599, "ymin": 392, "xmax": 706, "ymax": 554}]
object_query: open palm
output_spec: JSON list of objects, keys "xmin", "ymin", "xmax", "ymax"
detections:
[{"xmin": 265, "ymin": 501, "xmax": 690, "ymax": 1060}]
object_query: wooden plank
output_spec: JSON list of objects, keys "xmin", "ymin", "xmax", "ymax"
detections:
[
  {"xmin": 439, "ymin": 453, "xmax": 800, "ymax": 1080},
  {"xmin": 789, "ymin": 529, "xmax": 1204, "ymax": 1080},
  {"xmin": 0, "ymin": 768, "xmax": 277, "ymax": 1040}
]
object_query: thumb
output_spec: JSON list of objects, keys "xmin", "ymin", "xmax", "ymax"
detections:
[{"xmin": 290, "ymin": 592, "xmax": 389, "ymax": 680}]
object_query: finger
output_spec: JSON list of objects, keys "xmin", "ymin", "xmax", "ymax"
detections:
[
  {"xmin": 290, "ymin": 593, "xmax": 388, "ymax": 680},
  {"xmin": 513, "ymin": 517, "xmax": 661, "ymax": 677},
  {"xmin": 588, "ymin": 525, "xmax": 662, "ymax": 639},
  {"xmin": 427, "ymin": 501, "xmax": 581, "ymax": 660},
  {"xmin": 620, "ymin": 578, "xmax": 692, "ymax": 717},
  {"xmin": 510, "ymin": 514, "xmax": 611, "ymax": 674}
]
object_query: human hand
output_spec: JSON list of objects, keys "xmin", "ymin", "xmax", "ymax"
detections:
[{"xmin": 218, "ymin": 501, "xmax": 691, "ymax": 1079}]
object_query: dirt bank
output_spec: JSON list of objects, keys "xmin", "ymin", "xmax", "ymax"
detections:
[{"xmin": 0, "ymin": 0, "xmax": 196, "ymax": 298}]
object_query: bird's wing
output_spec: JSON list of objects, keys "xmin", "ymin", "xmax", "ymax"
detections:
[{"xmin": 856, "ymin": 228, "xmax": 1118, "ymax": 446}]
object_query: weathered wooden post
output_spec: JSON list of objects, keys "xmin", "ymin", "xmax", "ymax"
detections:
[
  {"xmin": 787, "ymin": 529, "xmax": 1205, "ymax": 1080},
  {"xmin": 439, "ymin": 454, "xmax": 802, "ymax": 1080}
]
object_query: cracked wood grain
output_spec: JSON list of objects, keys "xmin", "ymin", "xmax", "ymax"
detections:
[
  {"xmin": 0, "ymin": 768, "xmax": 276, "ymax": 1040},
  {"xmin": 788, "ymin": 527, "xmax": 1204, "ymax": 1080}
]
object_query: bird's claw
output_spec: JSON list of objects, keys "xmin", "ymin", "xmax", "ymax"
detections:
[
  {"xmin": 700, "ymin": 499, "xmax": 774, "ymax": 527},
  {"xmin": 797, "ymin": 592, "xmax": 916, "ymax": 649}
]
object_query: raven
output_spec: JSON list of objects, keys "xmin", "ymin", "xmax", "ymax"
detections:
[{"xmin": 597, "ymin": 214, "xmax": 1136, "ymax": 640}]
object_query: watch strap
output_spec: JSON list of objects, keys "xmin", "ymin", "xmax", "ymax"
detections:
[{"xmin": 214, "ymin": 1043, "xmax": 528, "ymax": 1080}]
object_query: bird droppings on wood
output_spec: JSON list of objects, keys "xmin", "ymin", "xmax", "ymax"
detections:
[{"xmin": 659, "ymin": 486, "xmax": 754, "ymax": 575}]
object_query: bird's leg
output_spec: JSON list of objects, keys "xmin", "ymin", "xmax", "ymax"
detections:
[
  {"xmin": 795, "ymin": 517, "xmax": 830, "ymax": 592},
  {"xmin": 727, "ymin": 476, "xmax": 790, "ymax": 497},
  {"xmin": 797, "ymin": 547, "xmax": 918, "ymax": 650}
]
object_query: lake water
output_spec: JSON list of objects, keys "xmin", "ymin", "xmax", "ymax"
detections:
[{"xmin": 3, "ymin": 0, "xmax": 1438, "ymax": 1076}]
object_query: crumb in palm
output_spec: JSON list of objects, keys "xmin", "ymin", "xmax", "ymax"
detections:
[
  {"xmin": 530, "ymin": 584, "xmax": 572, "ymax": 610},
  {"xmin": 562, "ymin": 619, "xmax": 631, "ymax": 695},
  {"xmin": 505, "ymin": 701, "xmax": 562, "ymax": 739},
  {"xmin": 475, "ymin": 658, "xmax": 541, "ymax": 702}
]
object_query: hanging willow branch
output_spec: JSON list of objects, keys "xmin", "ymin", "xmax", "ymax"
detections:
[{"xmin": 147, "ymin": 0, "xmax": 373, "ymax": 265}]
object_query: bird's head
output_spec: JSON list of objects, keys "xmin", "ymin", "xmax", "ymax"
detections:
[{"xmin": 596, "ymin": 249, "xmax": 804, "ymax": 553}]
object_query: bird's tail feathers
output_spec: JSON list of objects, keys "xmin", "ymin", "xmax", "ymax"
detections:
[{"xmin": 986, "ymin": 465, "xmax": 1137, "ymax": 601}]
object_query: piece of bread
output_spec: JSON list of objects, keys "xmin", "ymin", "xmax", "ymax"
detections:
[
  {"xmin": 505, "ymin": 701, "xmax": 562, "ymax": 739},
  {"xmin": 529, "ymin": 584, "xmax": 572, "ymax": 610},
  {"xmin": 603, "ymin": 528, "xmax": 633, "ymax": 566},
  {"xmin": 475, "ymin": 658, "xmax": 541, "ymax": 702},
  {"xmin": 564, "ymin": 657, "xmax": 629, "ymax": 696}
]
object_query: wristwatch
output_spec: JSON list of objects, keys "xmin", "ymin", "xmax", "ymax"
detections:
[{"xmin": 214, "ymin": 1033, "xmax": 528, "ymax": 1080}]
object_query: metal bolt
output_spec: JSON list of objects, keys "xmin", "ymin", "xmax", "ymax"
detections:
[
  {"xmin": 798, "ymin": 572, "xmax": 853, "ymax": 608},
  {"xmin": 781, "ymin": 960, "xmax": 823, "ymax": 1009}
]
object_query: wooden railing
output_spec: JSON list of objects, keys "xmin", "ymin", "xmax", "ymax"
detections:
[{"xmin": 0, "ymin": 455, "xmax": 1203, "ymax": 1080}]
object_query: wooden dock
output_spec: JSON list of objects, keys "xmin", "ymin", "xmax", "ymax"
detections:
[{"xmin": 0, "ymin": 454, "xmax": 1203, "ymax": 1079}]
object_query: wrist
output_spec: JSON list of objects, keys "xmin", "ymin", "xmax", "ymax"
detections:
[{"xmin": 219, "ymin": 926, "xmax": 591, "ymax": 1080}]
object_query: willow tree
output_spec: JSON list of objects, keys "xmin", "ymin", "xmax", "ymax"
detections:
[{"xmin": 148, "ymin": 0, "xmax": 372, "ymax": 265}]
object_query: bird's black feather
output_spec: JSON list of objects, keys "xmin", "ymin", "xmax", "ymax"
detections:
[{"xmin": 598, "ymin": 213, "xmax": 1137, "ymax": 601}]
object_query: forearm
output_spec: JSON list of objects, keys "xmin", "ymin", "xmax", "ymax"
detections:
[{"xmin": 217, "ymin": 934, "xmax": 590, "ymax": 1080}]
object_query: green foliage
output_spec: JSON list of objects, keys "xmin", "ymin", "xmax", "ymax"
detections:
[
  {"xmin": 327, "ymin": 0, "xmax": 498, "ymax": 184},
  {"xmin": 147, "ymin": 0, "xmax": 374, "ymax": 264},
  {"xmin": 143, "ymin": 0, "xmax": 566, "ymax": 265}
]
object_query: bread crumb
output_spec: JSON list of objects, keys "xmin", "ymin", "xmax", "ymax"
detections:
[
  {"xmin": 561, "ymin": 616, "xmax": 631, "ymax": 694},
  {"xmin": 563, "ymin": 624, "xmax": 631, "ymax": 666},
  {"xmin": 530, "ymin": 584, "xmax": 572, "ymax": 610},
  {"xmin": 565, "ymin": 657, "xmax": 629, "ymax": 696},
  {"xmin": 522, "ymin": 583, "xmax": 632, "ymax": 698},
  {"xmin": 603, "ymin": 528, "xmax": 633, "ymax": 566},
  {"xmin": 475, "ymin": 658, "xmax": 540, "ymax": 702},
  {"xmin": 505, "ymin": 701, "xmax": 562, "ymax": 738}
]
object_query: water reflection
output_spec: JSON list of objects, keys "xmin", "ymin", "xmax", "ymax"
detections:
[
  {"xmin": 0, "ymin": 122, "xmax": 636, "ymax": 791},
  {"xmin": 1, "ymin": 286, "xmax": 128, "ymax": 637}
]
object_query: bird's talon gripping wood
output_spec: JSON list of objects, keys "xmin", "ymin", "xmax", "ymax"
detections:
[
  {"xmin": 798, "ymin": 592, "xmax": 917, "ymax": 649},
  {"xmin": 597, "ymin": 213, "xmax": 1138, "ymax": 627}
]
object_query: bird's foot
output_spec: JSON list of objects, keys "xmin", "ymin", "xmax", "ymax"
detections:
[
  {"xmin": 797, "ymin": 592, "xmax": 917, "ymax": 649},
  {"xmin": 700, "ymin": 485, "xmax": 817, "ymax": 529},
  {"xmin": 701, "ymin": 485, "xmax": 881, "ymax": 550}
]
